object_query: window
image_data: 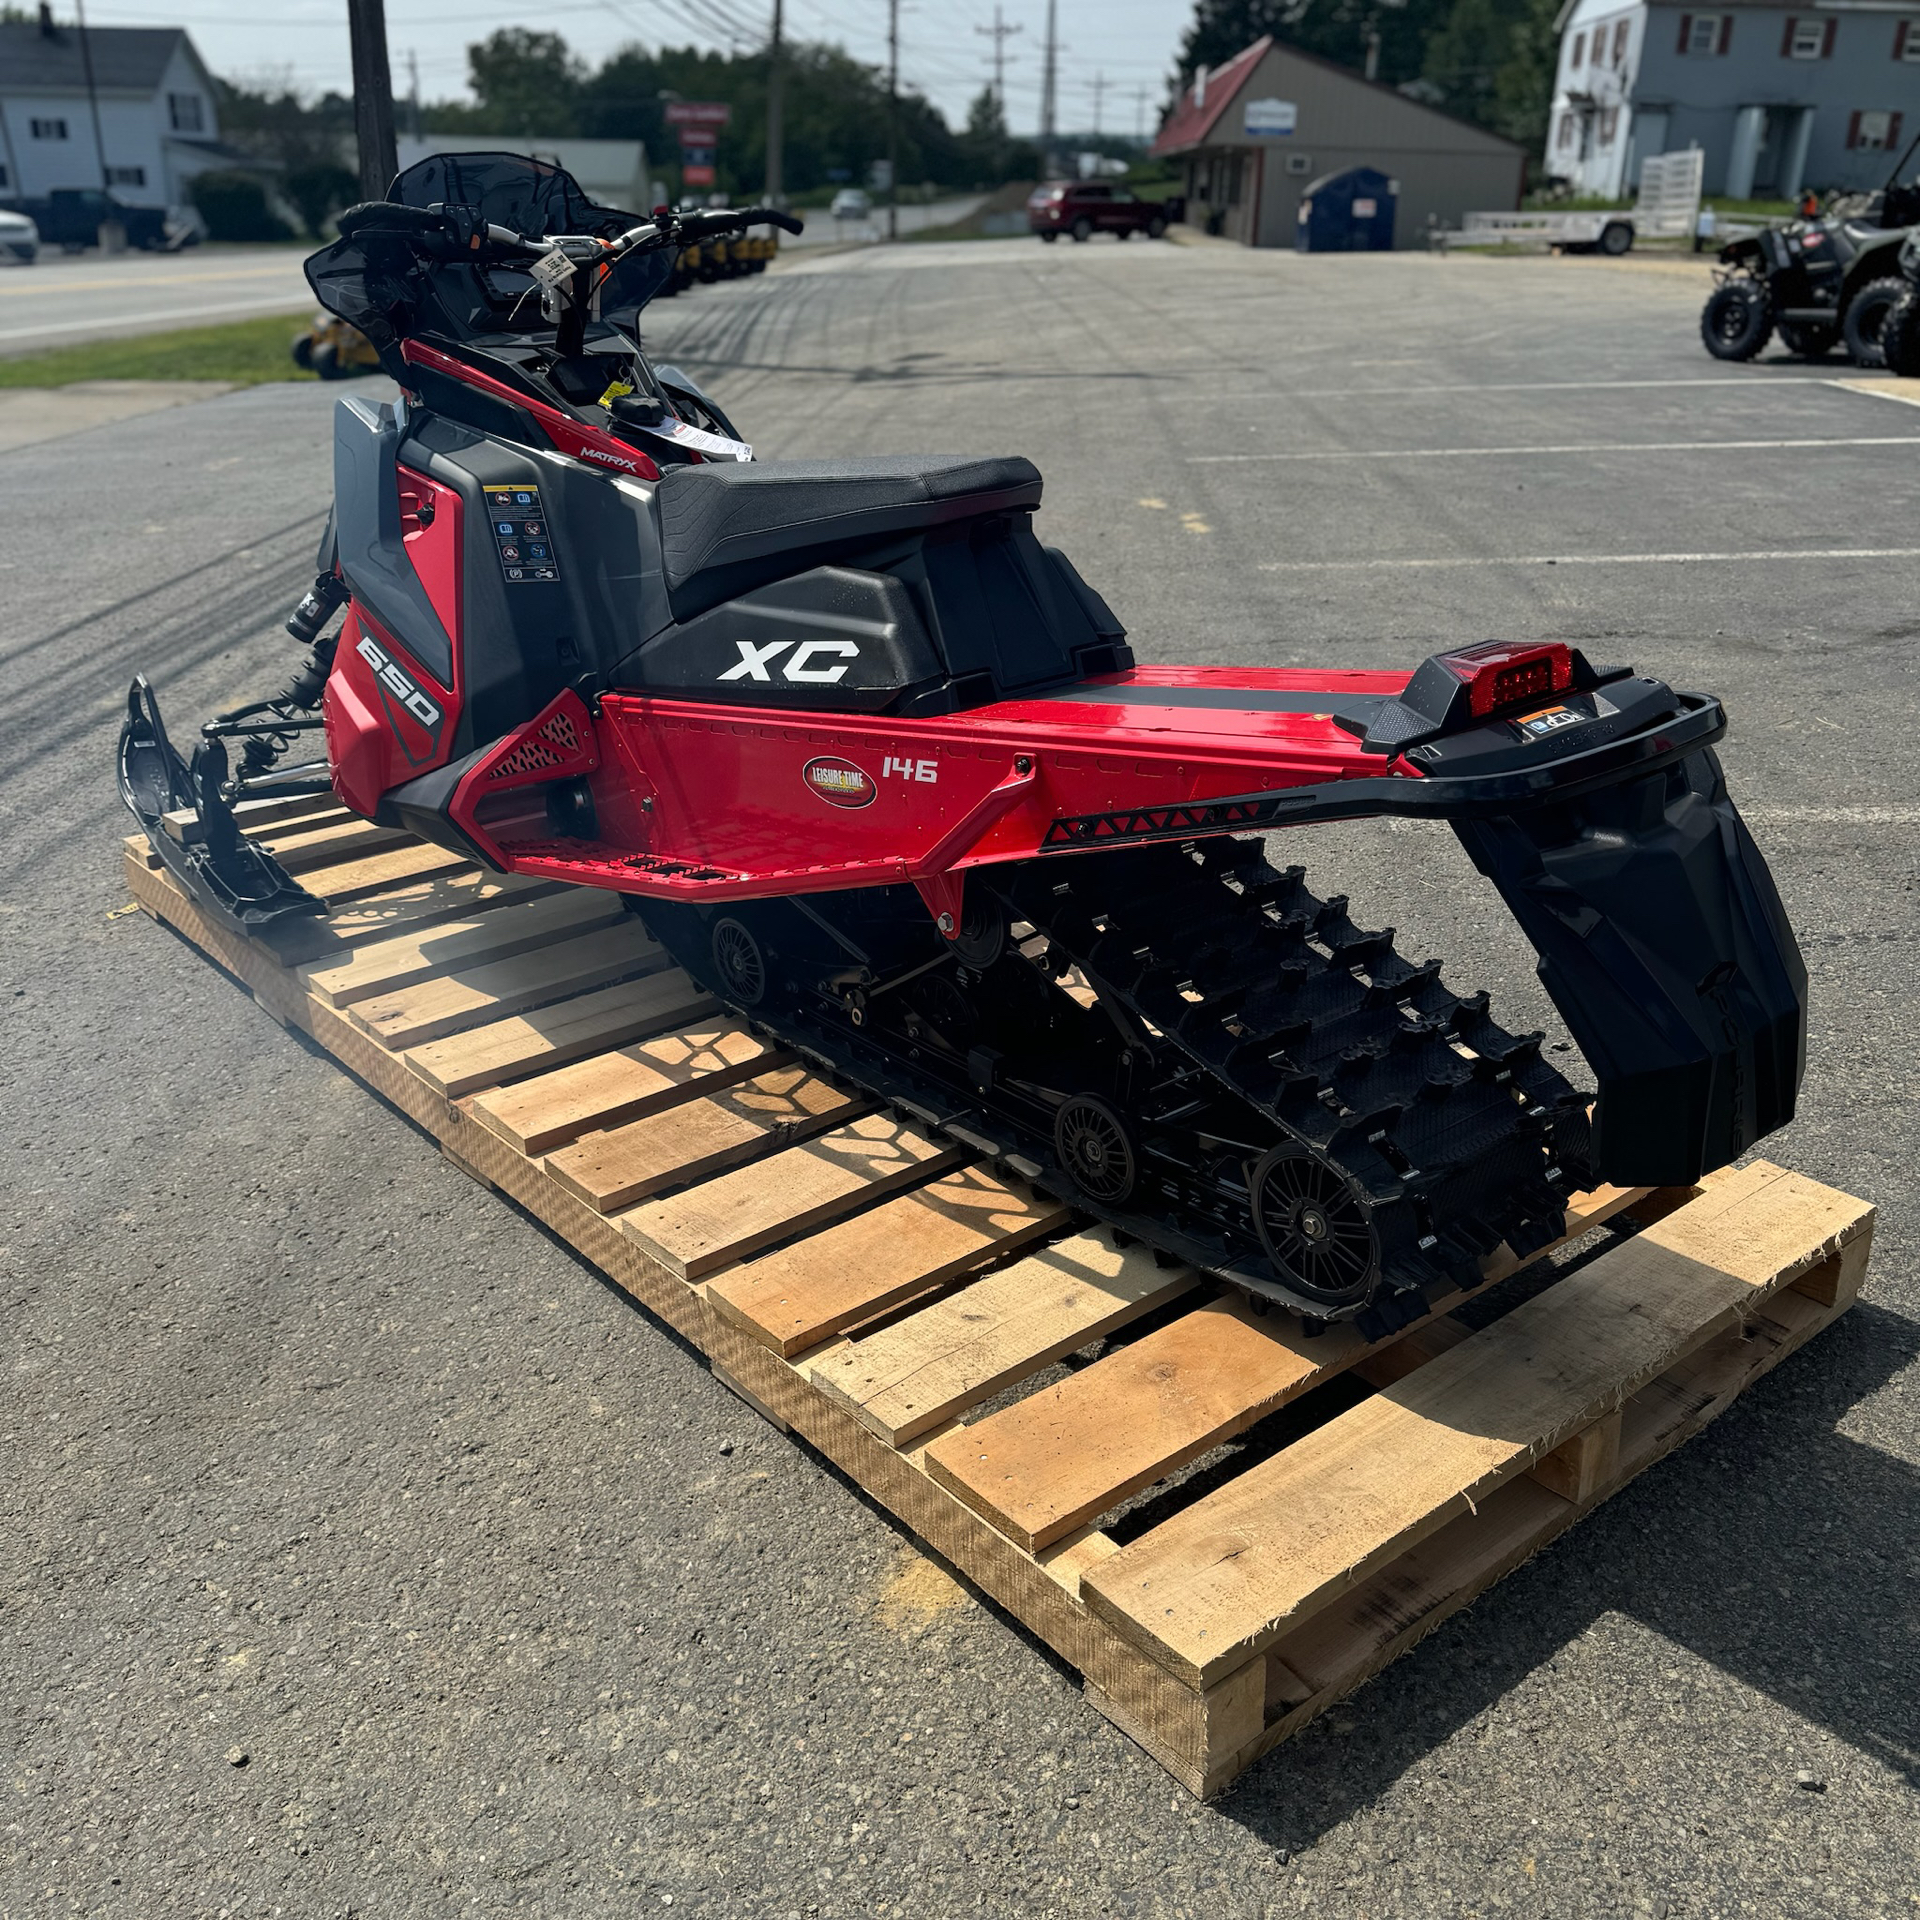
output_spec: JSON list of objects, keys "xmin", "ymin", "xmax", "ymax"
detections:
[
  {"xmin": 1849, "ymin": 108, "xmax": 1904, "ymax": 148},
  {"xmin": 105, "ymin": 165, "xmax": 146, "ymax": 187},
  {"xmin": 168, "ymin": 92, "xmax": 203, "ymax": 133},
  {"xmin": 1783, "ymin": 16, "xmax": 1833, "ymax": 58},
  {"xmin": 1571, "ymin": 30, "xmax": 1586, "ymax": 66},
  {"xmin": 1557, "ymin": 112, "xmax": 1577, "ymax": 150},
  {"xmin": 1678, "ymin": 13, "xmax": 1729, "ymax": 54},
  {"xmin": 1613, "ymin": 18, "xmax": 1629, "ymax": 61},
  {"xmin": 1897, "ymin": 21, "xmax": 1920, "ymax": 59},
  {"xmin": 1599, "ymin": 107, "xmax": 1620, "ymax": 145},
  {"xmin": 30, "ymin": 117, "xmax": 69, "ymax": 139}
]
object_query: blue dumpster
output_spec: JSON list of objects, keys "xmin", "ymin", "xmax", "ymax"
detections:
[{"xmin": 1295, "ymin": 167, "xmax": 1397, "ymax": 252}]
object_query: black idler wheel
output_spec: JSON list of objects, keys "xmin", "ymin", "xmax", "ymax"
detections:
[
  {"xmin": 710, "ymin": 916, "xmax": 767, "ymax": 1007},
  {"xmin": 1250, "ymin": 1142, "xmax": 1380, "ymax": 1308},
  {"xmin": 1054, "ymin": 1095, "xmax": 1138, "ymax": 1205}
]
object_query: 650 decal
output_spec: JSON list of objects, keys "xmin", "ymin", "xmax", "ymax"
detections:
[{"xmin": 357, "ymin": 632, "xmax": 445, "ymax": 763}]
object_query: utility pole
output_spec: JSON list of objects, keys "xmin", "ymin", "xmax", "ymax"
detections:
[
  {"xmin": 1087, "ymin": 70, "xmax": 1106, "ymax": 139},
  {"xmin": 346, "ymin": 0, "xmax": 399, "ymax": 202},
  {"xmin": 975, "ymin": 5, "xmax": 1020, "ymax": 111},
  {"xmin": 1133, "ymin": 85, "xmax": 1148, "ymax": 143},
  {"xmin": 406, "ymin": 48, "xmax": 422, "ymax": 141},
  {"xmin": 765, "ymin": 0, "xmax": 784, "ymax": 203},
  {"xmin": 1038, "ymin": 0, "xmax": 1057, "ymax": 175},
  {"xmin": 1364, "ymin": 24, "xmax": 1381, "ymax": 81},
  {"xmin": 886, "ymin": 0, "xmax": 899, "ymax": 241},
  {"xmin": 73, "ymin": 0, "xmax": 111, "ymax": 192}
]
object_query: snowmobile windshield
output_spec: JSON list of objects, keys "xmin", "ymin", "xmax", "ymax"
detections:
[{"xmin": 303, "ymin": 152, "xmax": 673, "ymax": 357}]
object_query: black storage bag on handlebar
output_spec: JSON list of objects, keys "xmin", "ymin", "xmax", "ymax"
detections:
[{"xmin": 305, "ymin": 151, "xmax": 672, "ymax": 369}]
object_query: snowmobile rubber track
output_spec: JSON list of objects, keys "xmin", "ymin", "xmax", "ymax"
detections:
[
  {"xmin": 992, "ymin": 838, "xmax": 1595, "ymax": 1316},
  {"xmin": 671, "ymin": 837, "xmax": 1596, "ymax": 1327},
  {"xmin": 120, "ymin": 808, "xmax": 1873, "ymax": 1799}
]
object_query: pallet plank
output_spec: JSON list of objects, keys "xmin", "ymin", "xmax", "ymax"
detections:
[
  {"xmin": 547, "ymin": 1066, "xmax": 864, "ymax": 1212},
  {"xmin": 350, "ymin": 921, "xmax": 666, "ymax": 1050},
  {"xmin": 925, "ymin": 1184, "xmax": 1651, "ymax": 1552},
  {"xmin": 1081, "ymin": 1161, "xmax": 1873, "ymax": 1688},
  {"xmin": 707, "ymin": 1167, "xmax": 1071, "ymax": 1358},
  {"xmin": 618, "ymin": 1113, "xmax": 968, "ymax": 1281},
  {"xmin": 301, "ymin": 885, "xmax": 626, "ymax": 1008},
  {"xmin": 405, "ymin": 970, "xmax": 718, "ymax": 1099},
  {"xmin": 264, "ymin": 872, "xmax": 560, "ymax": 966},
  {"xmin": 310, "ymin": 841, "xmax": 473, "ymax": 904},
  {"xmin": 809, "ymin": 1233, "xmax": 1199, "ymax": 1447},
  {"xmin": 264, "ymin": 815, "xmax": 413, "ymax": 873},
  {"xmin": 468, "ymin": 1023, "xmax": 785, "ymax": 1157}
]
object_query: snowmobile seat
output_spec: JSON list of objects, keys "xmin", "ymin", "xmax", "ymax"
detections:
[{"xmin": 656, "ymin": 454, "xmax": 1044, "ymax": 620}]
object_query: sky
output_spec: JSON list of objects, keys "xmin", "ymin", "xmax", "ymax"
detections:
[{"xmin": 79, "ymin": 0, "xmax": 1199, "ymax": 139}]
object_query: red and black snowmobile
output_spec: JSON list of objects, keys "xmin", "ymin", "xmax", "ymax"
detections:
[{"xmin": 119, "ymin": 154, "xmax": 1807, "ymax": 1327}]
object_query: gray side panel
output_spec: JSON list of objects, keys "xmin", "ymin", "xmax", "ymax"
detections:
[{"xmin": 333, "ymin": 395, "xmax": 455, "ymax": 688}]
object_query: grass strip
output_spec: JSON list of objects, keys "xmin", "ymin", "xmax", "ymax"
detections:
[{"xmin": 0, "ymin": 311, "xmax": 324, "ymax": 388}]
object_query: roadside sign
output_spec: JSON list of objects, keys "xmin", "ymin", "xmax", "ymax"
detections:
[{"xmin": 665, "ymin": 101, "xmax": 732, "ymax": 128}]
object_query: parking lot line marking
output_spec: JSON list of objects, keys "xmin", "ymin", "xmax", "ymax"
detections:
[
  {"xmin": 1257, "ymin": 548, "xmax": 1920, "ymax": 572},
  {"xmin": 1831, "ymin": 379, "xmax": 1920, "ymax": 411},
  {"xmin": 1246, "ymin": 376, "xmax": 1840, "ymax": 398},
  {"xmin": 1196, "ymin": 436, "xmax": 1920, "ymax": 464}
]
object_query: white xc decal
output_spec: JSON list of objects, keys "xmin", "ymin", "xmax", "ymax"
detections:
[{"xmin": 717, "ymin": 638, "xmax": 859, "ymax": 685}]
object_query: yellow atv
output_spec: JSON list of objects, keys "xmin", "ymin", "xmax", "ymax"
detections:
[{"xmin": 290, "ymin": 311, "xmax": 380, "ymax": 381}]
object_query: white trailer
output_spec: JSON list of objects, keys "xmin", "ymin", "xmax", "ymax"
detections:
[{"xmin": 1439, "ymin": 209, "xmax": 1635, "ymax": 254}]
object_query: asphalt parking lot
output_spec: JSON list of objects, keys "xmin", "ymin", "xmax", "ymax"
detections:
[{"xmin": 3, "ymin": 237, "xmax": 1916, "ymax": 1919}]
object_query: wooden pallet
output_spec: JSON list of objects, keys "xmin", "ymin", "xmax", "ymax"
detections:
[{"xmin": 122, "ymin": 807, "xmax": 1875, "ymax": 1797}]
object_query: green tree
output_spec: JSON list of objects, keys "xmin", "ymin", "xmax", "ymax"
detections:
[
  {"xmin": 1172, "ymin": 0, "xmax": 1453, "ymax": 99},
  {"xmin": 1418, "ymin": 0, "xmax": 1560, "ymax": 150},
  {"xmin": 450, "ymin": 29, "xmax": 588, "ymax": 137},
  {"xmin": 211, "ymin": 78, "xmax": 358, "ymax": 235}
]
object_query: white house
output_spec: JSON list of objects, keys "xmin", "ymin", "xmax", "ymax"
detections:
[
  {"xmin": 1549, "ymin": 0, "xmax": 1920, "ymax": 201},
  {"xmin": 0, "ymin": 9, "xmax": 245, "ymax": 213}
]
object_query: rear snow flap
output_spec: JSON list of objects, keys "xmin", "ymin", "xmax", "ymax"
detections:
[{"xmin": 1453, "ymin": 745, "xmax": 1806, "ymax": 1187}]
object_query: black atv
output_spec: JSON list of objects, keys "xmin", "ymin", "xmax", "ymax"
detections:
[
  {"xmin": 1876, "ymin": 227, "xmax": 1920, "ymax": 376},
  {"xmin": 1701, "ymin": 155, "xmax": 1920, "ymax": 367}
]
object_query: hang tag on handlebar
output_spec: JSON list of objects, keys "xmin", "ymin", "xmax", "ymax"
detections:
[{"xmin": 529, "ymin": 246, "xmax": 575, "ymax": 290}]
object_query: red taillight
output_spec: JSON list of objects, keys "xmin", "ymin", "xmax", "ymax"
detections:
[{"xmin": 1437, "ymin": 641, "xmax": 1574, "ymax": 718}]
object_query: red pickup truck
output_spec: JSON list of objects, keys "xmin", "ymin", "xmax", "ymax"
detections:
[{"xmin": 1027, "ymin": 181, "xmax": 1178, "ymax": 243}]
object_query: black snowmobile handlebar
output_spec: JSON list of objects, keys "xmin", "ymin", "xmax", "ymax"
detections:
[{"xmin": 334, "ymin": 199, "xmax": 803, "ymax": 263}]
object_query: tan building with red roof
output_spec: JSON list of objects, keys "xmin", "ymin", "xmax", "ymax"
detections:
[{"xmin": 1153, "ymin": 36, "xmax": 1528, "ymax": 248}]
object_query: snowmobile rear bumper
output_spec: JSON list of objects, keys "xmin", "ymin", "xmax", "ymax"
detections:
[{"xmin": 1043, "ymin": 692, "xmax": 1803, "ymax": 1189}]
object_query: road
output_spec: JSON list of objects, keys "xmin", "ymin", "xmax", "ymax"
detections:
[
  {"xmin": 3, "ymin": 237, "xmax": 1916, "ymax": 1919},
  {"xmin": 0, "ymin": 243, "xmax": 313, "ymax": 356},
  {"xmin": 782, "ymin": 195, "xmax": 989, "ymax": 247}
]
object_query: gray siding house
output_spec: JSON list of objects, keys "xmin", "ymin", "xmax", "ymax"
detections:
[
  {"xmin": 1154, "ymin": 35, "xmax": 1526, "ymax": 247},
  {"xmin": 1550, "ymin": 0, "xmax": 1920, "ymax": 199}
]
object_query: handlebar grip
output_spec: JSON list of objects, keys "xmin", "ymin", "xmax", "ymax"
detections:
[{"xmin": 336, "ymin": 200, "xmax": 449, "ymax": 240}]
